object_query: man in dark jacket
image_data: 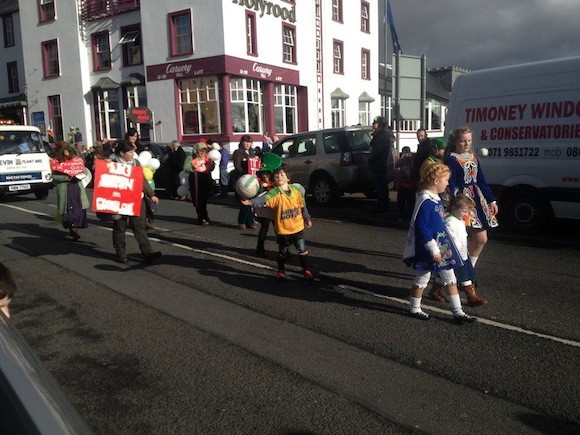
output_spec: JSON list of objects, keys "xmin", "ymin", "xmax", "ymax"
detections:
[{"xmin": 368, "ymin": 116, "xmax": 392, "ymax": 213}]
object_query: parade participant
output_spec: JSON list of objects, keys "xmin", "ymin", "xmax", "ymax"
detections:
[
  {"xmin": 51, "ymin": 141, "xmax": 89, "ymax": 241},
  {"xmin": 254, "ymin": 153, "xmax": 283, "ymax": 257},
  {"xmin": 419, "ymin": 137, "xmax": 447, "ymax": 180},
  {"xmin": 110, "ymin": 142, "xmax": 162, "ymax": 264},
  {"xmin": 402, "ymin": 163, "xmax": 475, "ymax": 324},
  {"xmin": 412, "ymin": 128, "xmax": 431, "ymax": 185},
  {"xmin": 183, "ymin": 142, "xmax": 215, "ymax": 225},
  {"xmin": 243, "ymin": 167, "xmax": 314, "ymax": 281},
  {"xmin": 394, "ymin": 146, "xmax": 415, "ymax": 222},
  {"xmin": 232, "ymin": 135, "xmax": 257, "ymax": 229},
  {"xmin": 444, "ymin": 126, "xmax": 498, "ymax": 294},
  {"xmin": 368, "ymin": 116, "xmax": 392, "ymax": 213},
  {"xmin": 0, "ymin": 263, "xmax": 16, "ymax": 318},
  {"xmin": 218, "ymin": 142, "xmax": 230, "ymax": 198}
]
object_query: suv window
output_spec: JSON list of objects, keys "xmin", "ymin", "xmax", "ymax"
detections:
[
  {"xmin": 274, "ymin": 134, "xmax": 317, "ymax": 159},
  {"xmin": 323, "ymin": 131, "xmax": 348, "ymax": 154},
  {"xmin": 348, "ymin": 130, "xmax": 372, "ymax": 151}
]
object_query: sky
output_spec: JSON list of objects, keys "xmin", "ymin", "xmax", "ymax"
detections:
[{"xmin": 386, "ymin": 0, "xmax": 580, "ymax": 71}]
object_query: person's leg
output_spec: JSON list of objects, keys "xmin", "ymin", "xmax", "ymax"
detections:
[
  {"xmin": 373, "ymin": 171, "xmax": 389, "ymax": 211},
  {"xmin": 130, "ymin": 206, "xmax": 155, "ymax": 257},
  {"xmin": 440, "ymin": 269, "xmax": 476, "ymax": 324},
  {"xmin": 468, "ymin": 229, "xmax": 488, "ymax": 263},
  {"xmin": 112, "ymin": 218, "xmax": 128, "ymax": 261},
  {"xmin": 256, "ymin": 218, "xmax": 269, "ymax": 255},
  {"xmin": 459, "ymin": 259, "xmax": 487, "ymax": 306},
  {"xmin": 409, "ymin": 270, "xmax": 430, "ymax": 320},
  {"xmin": 276, "ymin": 236, "xmax": 289, "ymax": 279},
  {"xmin": 294, "ymin": 237, "xmax": 313, "ymax": 280}
]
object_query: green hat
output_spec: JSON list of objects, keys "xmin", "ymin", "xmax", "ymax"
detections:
[
  {"xmin": 260, "ymin": 153, "xmax": 282, "ymax": 172},
  {"xmin": 430, "ymin": 137, "xmax": 447, "ymax": 150}
]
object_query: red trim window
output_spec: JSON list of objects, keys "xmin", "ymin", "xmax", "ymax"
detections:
[
  {"xmin": 332, "ymin": 0, "xmax": 343, "ymax": 23},
  {"xmin": 38, "ymin": 0, "xmax": 56, "ymax": 23},
  {"xmin": 41, "ymin": 39, "xmax": 59, "ymax": 78},
  {"xmin": 48, "ymin": 95, "xmax": 63, "ymax": 141},
  {"xmin": 361, "ymin": 1, "xmax": 370, "ymax": 33},
  {"xmin": 168, "ymin": 9, "xmax": 193, "ymax": 57},
  {"xmin": 246, "ymin": 11, "xmax": 257, "ymax": 56},
  {"xmin": 361, "ymin": 49, "xmax": 370, "ymax": 80},
  {"xmin": 120, "ymin": 25, "xmax": 142, "ymax": 67},
  {"xmin": 333, "ymin": 40, "xmax": 343, "ymax": 74},
  {"xmin": 282, "ymin": 24, "xmax": 296, "ymax": 64},
  {"xmin": 3, "ymin": 14, "xmax": 15, "ymax": 47},
  {"xmin": 7, "ymin": 61, "xmax": 19, "ymax": 93},
  {"xmin": 92, "ymin": 31, "xmax": 111, "ymax": 71}
]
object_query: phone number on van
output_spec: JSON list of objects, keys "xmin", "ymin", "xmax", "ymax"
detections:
[{"xmin": 486, "ymin": 146, "xmax": 580, "ymax": 158}]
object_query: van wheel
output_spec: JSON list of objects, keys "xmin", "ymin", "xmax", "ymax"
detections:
[
  {"xmin": 34, "ymin": 188, "xmax": 49, "ymax": 200},
  {"xmin": 312, "ymin": 174, "xmax": 336, "ymax": 205},
  {"xmin": 503, "ymin": 189, "xmax": 550, "ymax": 233}
]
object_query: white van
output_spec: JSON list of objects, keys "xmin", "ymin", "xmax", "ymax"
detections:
[
  {"xmin": 445, "ymin": 56, "xmax": 580, "ymax": 232},
  {"xmin": 0, "ymin": 123, "xmax": 53, "ymax": 200}
]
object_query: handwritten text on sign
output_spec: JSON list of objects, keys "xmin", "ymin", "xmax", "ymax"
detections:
[{"xmin": 92, "ymin": 160, "xmax": 143, "ymax": 217}]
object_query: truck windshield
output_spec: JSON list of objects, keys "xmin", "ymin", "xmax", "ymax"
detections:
[{"xmin": 0, "ymin": 131, "xmax": 45, "ymax": 156}]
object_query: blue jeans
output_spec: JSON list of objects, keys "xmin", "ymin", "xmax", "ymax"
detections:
[{"xmin": 373, "ymin": 171, "xmax": 390, "ymax": 211}]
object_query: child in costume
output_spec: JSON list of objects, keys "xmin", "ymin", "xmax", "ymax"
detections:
[
  {"xmin": 254, "ymin": 153, "xmax": 282, "ymax": 256},
  {"xmin": 402, "ymin": 163, "xmax": 475, "ymax": 324},
  {"xmin": 243, "ymin": 167, "xmax": 314, "ymax": 281}
]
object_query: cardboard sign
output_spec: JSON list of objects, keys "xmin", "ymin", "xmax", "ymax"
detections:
[
  {"xmin": 92, "ymin": 160, "xmax": 143, "ymax": 217},
  {"xmin": 191, "ymin": 157, "xmax": 209, "ymax": 173},
  {"xmin": 50, "ymin": 157, "xmax": 85, "ymax": 177},
  {"xmin": 247, "ymin": 157, "xmax": 261, "ymax": 177}
]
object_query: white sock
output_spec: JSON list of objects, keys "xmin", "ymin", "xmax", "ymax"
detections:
[
  {"xmin": 410, "ymin": 296, "xmax": 422, "ymax": 313},
  {"xmin": 461, "ymin": 280, "xmax": 472, "ymax": 286},
  {"xmin": 448, "ymin": 294, "xmax": 465, "ymax": 316},
  {"xmin": 469, "ymin": 255, "xmax": 479, "ymax": 266}
]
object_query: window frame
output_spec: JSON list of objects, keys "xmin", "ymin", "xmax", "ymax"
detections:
[
  {"xmin": 245, "ymin": 10, "xmax": 257, "ymax": 56},
  {"xmin": 333, "ymin": 39, "xmax": 343, "ymax": 75},
  {"xmin": 38, "ymin": 0, "xmax": 56, "ymax": 23},
  {"xmin": 361, "ymin": 1, "xmax": 370, "ymax": 33},
  {"xmin": 3, "ymin": 14, "xmax": 14, "ymax": 48},
  {"xmin": 230, "ymin": 77, "xmax": 264, "ymax": 134},
  {"xmin": 331, "ymin": 0, "xmax": 343, "ymax": 23},
  {"xmin": 361, "ymin": 49, "xmax": 370, "ymax": 80},
  {"xmin": 48, "ymin": 94, "xmax": 63, "ymax": 141},
  {"xmin": 282, "ymin": 24, "xmax": 296, "ymax": 65},
  {"xmin": 331, "ymin": 98, "xmax": 346, "ymax": 128},
  {"xmin": 91, "ymin": 31, "xmax": 111, "ymax": 72},
  {"xmin": 274, "ymin": 84, "xmax": 297, "ymax": 135},
  {"xmin": 41, "ymin": 39, "xmax": 60, "ymax": 78},
  {"xmin": 168, "ymin": 9, "xmax": 194, "ymax": 57},
  {"xmin": 7, "ymin": 61, "xmax": 19, "ymax": 93},
  {"xmin": 358, "ymin": 101, "xmax": 371, "ymax": 125},
  {"xmin": 120, "ymin": 24, "xmax": 142, "ymax": 67},
  {"xmin": 178, "ymin": 76, "xmax": 221, "ymax": 136}
]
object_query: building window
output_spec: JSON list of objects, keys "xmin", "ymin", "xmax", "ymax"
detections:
[
  {"xmin": 230, "ymin": 78, "xmax": 263, "ymax": 134},
  {"xmin": 3, "ymin": 14, "xmax": 14, "ymax": 47},
  {"xmin": 168, "ymin": 9, "xmax": 193, "ymax": 57},
  {"xmin": 41, "ymin": 39, "xmax": 59, "ymax": 78},
  {"xmin": 38, "ymin": 0, "xmax": 56, "ymax": 23},
  {"xmin": 48, "ymin": 95, "xmax": 63, "ymax": 141},
  {"xmin": 358, "ymin": 101, "xmax": 371, "ymax": 125},
  {"xmin": 97, "ymin": 89, "xmax": 121, "ymax": 140},
  {"xmin": 331, "ymin": 98, "xmax": 346, "ymax": 128},
  {"xmin": 333, "ymin": 40, "xmax": 343, "ymax": 74},
  {"xmin": 120, "ymin": 25, "xmax": 142, "ymax": 66},
  {"xmin": 274, "ymin": 84, "xmax": 297, "ymax": 135},
  {"xmin": 92, "ymin": 32, "xmax": 111, "ymax": 71},
  {"xmin": 361, "ymin": 49, "xmax": 370, "ymax": 80},
  {"xmin": 7, "ymin": 62, "xmax": 18, "ymax": 93},
  {"xmin": 361, "ymin": 1, "xmax": 370, "ymax": 33},
  {"xmin": 125, "ymin": 85, "xmax": 149, "ymax": 139},
  {"xmin": 332, "ymin": 0, "xmax": 343, "ymax": 22},
  {"xmin": 179, "ymin": 76, "xmax": 220, "ymax": 135},
  {"xmin": 246, "ymin": 11, "xmax": 257, "ymax": 56},
  {"xmin": 282, "ymin": 24, "xmax": 296, "ymax": 64}
]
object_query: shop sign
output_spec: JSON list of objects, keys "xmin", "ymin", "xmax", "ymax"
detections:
[
  {"xmin": 127, "ymin": 107, "xmax": 153, "ymax": 124},
  {"xmin": 232, "ymin": 0, "xmax": 296, "ymax": 23}
]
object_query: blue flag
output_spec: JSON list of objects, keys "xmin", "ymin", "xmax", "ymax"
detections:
[{"xmin": 386, "ymin": 0, "xmax": 402, "ymax": 55}]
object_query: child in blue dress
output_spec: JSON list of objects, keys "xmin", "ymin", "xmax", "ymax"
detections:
[{"xmin": 402, "ymin": 163, "xmax": 475, "ymax": 324}]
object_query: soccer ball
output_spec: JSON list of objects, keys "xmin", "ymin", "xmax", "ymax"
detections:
[{"xmin": 236, "ymin": 174, "xmax": 260, "ymax": 199}]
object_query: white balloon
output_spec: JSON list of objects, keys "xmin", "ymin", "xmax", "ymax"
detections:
[
  {"xmin": 147, "ymin": 158, "xmax": 160, "ymax": 170},
  {"xmin": 478, "ymin": 148, "xmax": 489, "ymax": 157},
  {"xmin": 178, "ymin": 170, "xmax": 189, "ymax": 185},
  {"xmin": 211, "ymin": 142, "xmax": 220, "ymax": 150},
  {"xmin": 138, "ymin": 150, "xmax": 152, "ymax": 166},
  {"xmin": 208, "ymin": 149, "xmax": 221, "ymax": 162}
]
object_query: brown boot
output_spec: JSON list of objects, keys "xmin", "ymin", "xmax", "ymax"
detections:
[
  {"xmin": 463, "ymin": 284, "xmax": 488, "ymax": 306},
  {"xmin": 428, "ymin": 282, "xmax": 447, "ymax": 302}
]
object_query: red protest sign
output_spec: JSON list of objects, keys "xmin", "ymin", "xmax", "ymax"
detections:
[
  {"xmin": 247, "ymin": 157, "xmax": 261, "ymax": 177},
  {"xmin": 50, "ymin": 157, "xmax": 85, "ymax": 177},
  {"xmin": 92, "ymin": 160, "xmax": 143, "ymax": 217}
]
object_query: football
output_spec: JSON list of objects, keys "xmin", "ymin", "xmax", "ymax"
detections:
[{"xmin": 235, "ymin": 174, "xmax": 260, "ymax": 199}]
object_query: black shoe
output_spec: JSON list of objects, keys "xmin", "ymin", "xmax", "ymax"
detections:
[
  {"xmin": 115, "ymin": 254, "xmax": 128, "ymax": 264},
  {"xmin": 408, "ymin": 311, "xmax": 430, "ymax": 321},
  {"xmin": 453, "ymin": 313, "xmax": 476, "ymax": 324},
  {"xmin": 144, "ymin": 251, "xmax": 162, "ymax": 264}
]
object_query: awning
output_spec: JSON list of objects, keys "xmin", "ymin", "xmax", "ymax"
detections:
[
  {"xmin": 358, "ymin": 91, "xmax": 375, "ymax": 103},
  {"xmin": 91, "ymin": 77, "xmax": 120, "ymax": 91},
  {"xmin": 330, "ymin": 88, "xmax": 350, "ymax": 99},
  {"xmin": 121, "ymin": 73, "xmax": 145, "ymax": 87},
  {"xmin": 0, "ymin": 93, "xmax": 27, "ymax": 109}
]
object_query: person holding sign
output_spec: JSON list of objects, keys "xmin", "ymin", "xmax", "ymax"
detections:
[
  {"xmin": 50, "ymin": 141, "xmax": 89, "ymax": 241},
  {"xmin": 110, "ymin": 142, "xmax": 162, "ymax": 264},
  {"xmin": 183, "ymin": 142, "xmax": 215, "ymax": 225}
]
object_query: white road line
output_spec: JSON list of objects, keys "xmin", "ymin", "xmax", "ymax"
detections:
[{"xmin": 4, "ymin": 203, "xmax": 579, "ymax": 349}]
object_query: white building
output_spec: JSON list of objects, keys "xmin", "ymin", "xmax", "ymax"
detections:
[{"xmin": 5, "ymin": 0, "xmax": 382, "ymax": 149}]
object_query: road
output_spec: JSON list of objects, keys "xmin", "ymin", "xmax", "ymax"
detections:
[{"xmin": 1, "ymin": 190, "xmax": 579, "ymax": 434}]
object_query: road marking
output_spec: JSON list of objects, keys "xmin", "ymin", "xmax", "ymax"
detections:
[{"xmin": 4, "ymin": 202, "xmax": 579, "ymax": 349}]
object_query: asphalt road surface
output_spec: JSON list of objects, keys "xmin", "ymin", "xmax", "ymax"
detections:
[{"xmin": 1, "ymin": 190, "xmax": 579, "ymax": 434}]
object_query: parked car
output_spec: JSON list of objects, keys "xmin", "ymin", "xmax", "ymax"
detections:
[{"xmin": 270, "ymin": 126, "xmax": 396, "ymax": 204}]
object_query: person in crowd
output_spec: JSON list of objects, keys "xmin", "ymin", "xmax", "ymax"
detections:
[
  {"xmin": 412, "ymin": 128, "xmax": 431, "ymax": 185},
  {"xmin": 232, "ymin": 135, "xmax": 257, "ymax": 229},
  {"xmin": 183, "ymin": 142, "xmax": 215, "ymax": 225},
  {"xmin": 262, "ymin": 132, "xmax": 273, "ymax": 153},
  {"xmin": 368, "ymin": 116, "xmax": 392, "ymax": 213},
  {"xmin": 51, "ymin": 141, "xmax": 89, "ymax": 241},
  {"xmin": 243, "ymin": 167, "xmax": 314, "ymax": 281},
  {"xmin": 84, "ymin": 141, "xmax": 106, "ymax": 182},
  {"xmin": 402, "ymin": 163, "xmax": 475, "ymax": 324},
  {"xmin": 395, "ymin": 146, "xmax": 416, "ymax": 222},
  {"xmin": 0, "ymin": 263, "xmax": 16, "ymax": 318},
  {"xmin": 124, "ymin": 128, "xmax": 155, "ymax": 228},
  {"xmin": 419, "ymin": 137, "xmax": 447, "ymax": 179},
  {"xmin": 163, "ymin": 140, "xmax": 187, "ymax": 200},
  {"xmin": 110, "ymin": 142, "xmax": 162, "ymax": 264},
  {"xmin": 125, "ymin": 128, "xmax": 142, "ymax": 151},
  {"xmin": 429, "ymin": 194, "xmax": 488, "ymax": 306},
  {"xmin": 218, "ymin": 142, "xmax": 230, "ymax": 198},
  {"xmin": 444, "ymin": 126, "xmax": 498, "ymax": 301}
]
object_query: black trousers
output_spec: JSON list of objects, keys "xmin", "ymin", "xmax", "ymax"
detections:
[{"xmin": 112, "ymin": 200, "xmax": 153, "ymax": 256}]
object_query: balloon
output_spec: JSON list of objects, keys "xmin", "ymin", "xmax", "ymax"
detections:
[
  {"xmin": 143, "ymin": 167, "xmax": 153, "ymax": 181},
  {"xmin": 177, "ymin": 184, "xmax": 189, "ymax": 197},
  {"xmin": 212, "ymin": 142, "xmax": 220, "ymax": 150},
  {"xmin": 208, "ymin": 149, "xmax": 221, "ymax": 162},
  {"xmin": 147, "ymin": 158, "xmax": 160, "ymax": 170},
  {"xmin": 138, "ymin": 150, "xmax": 152, "ymax": 166},
  {"xmin": 178, "ymin": 170, "xmax": 189, "ymax": 185}
]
